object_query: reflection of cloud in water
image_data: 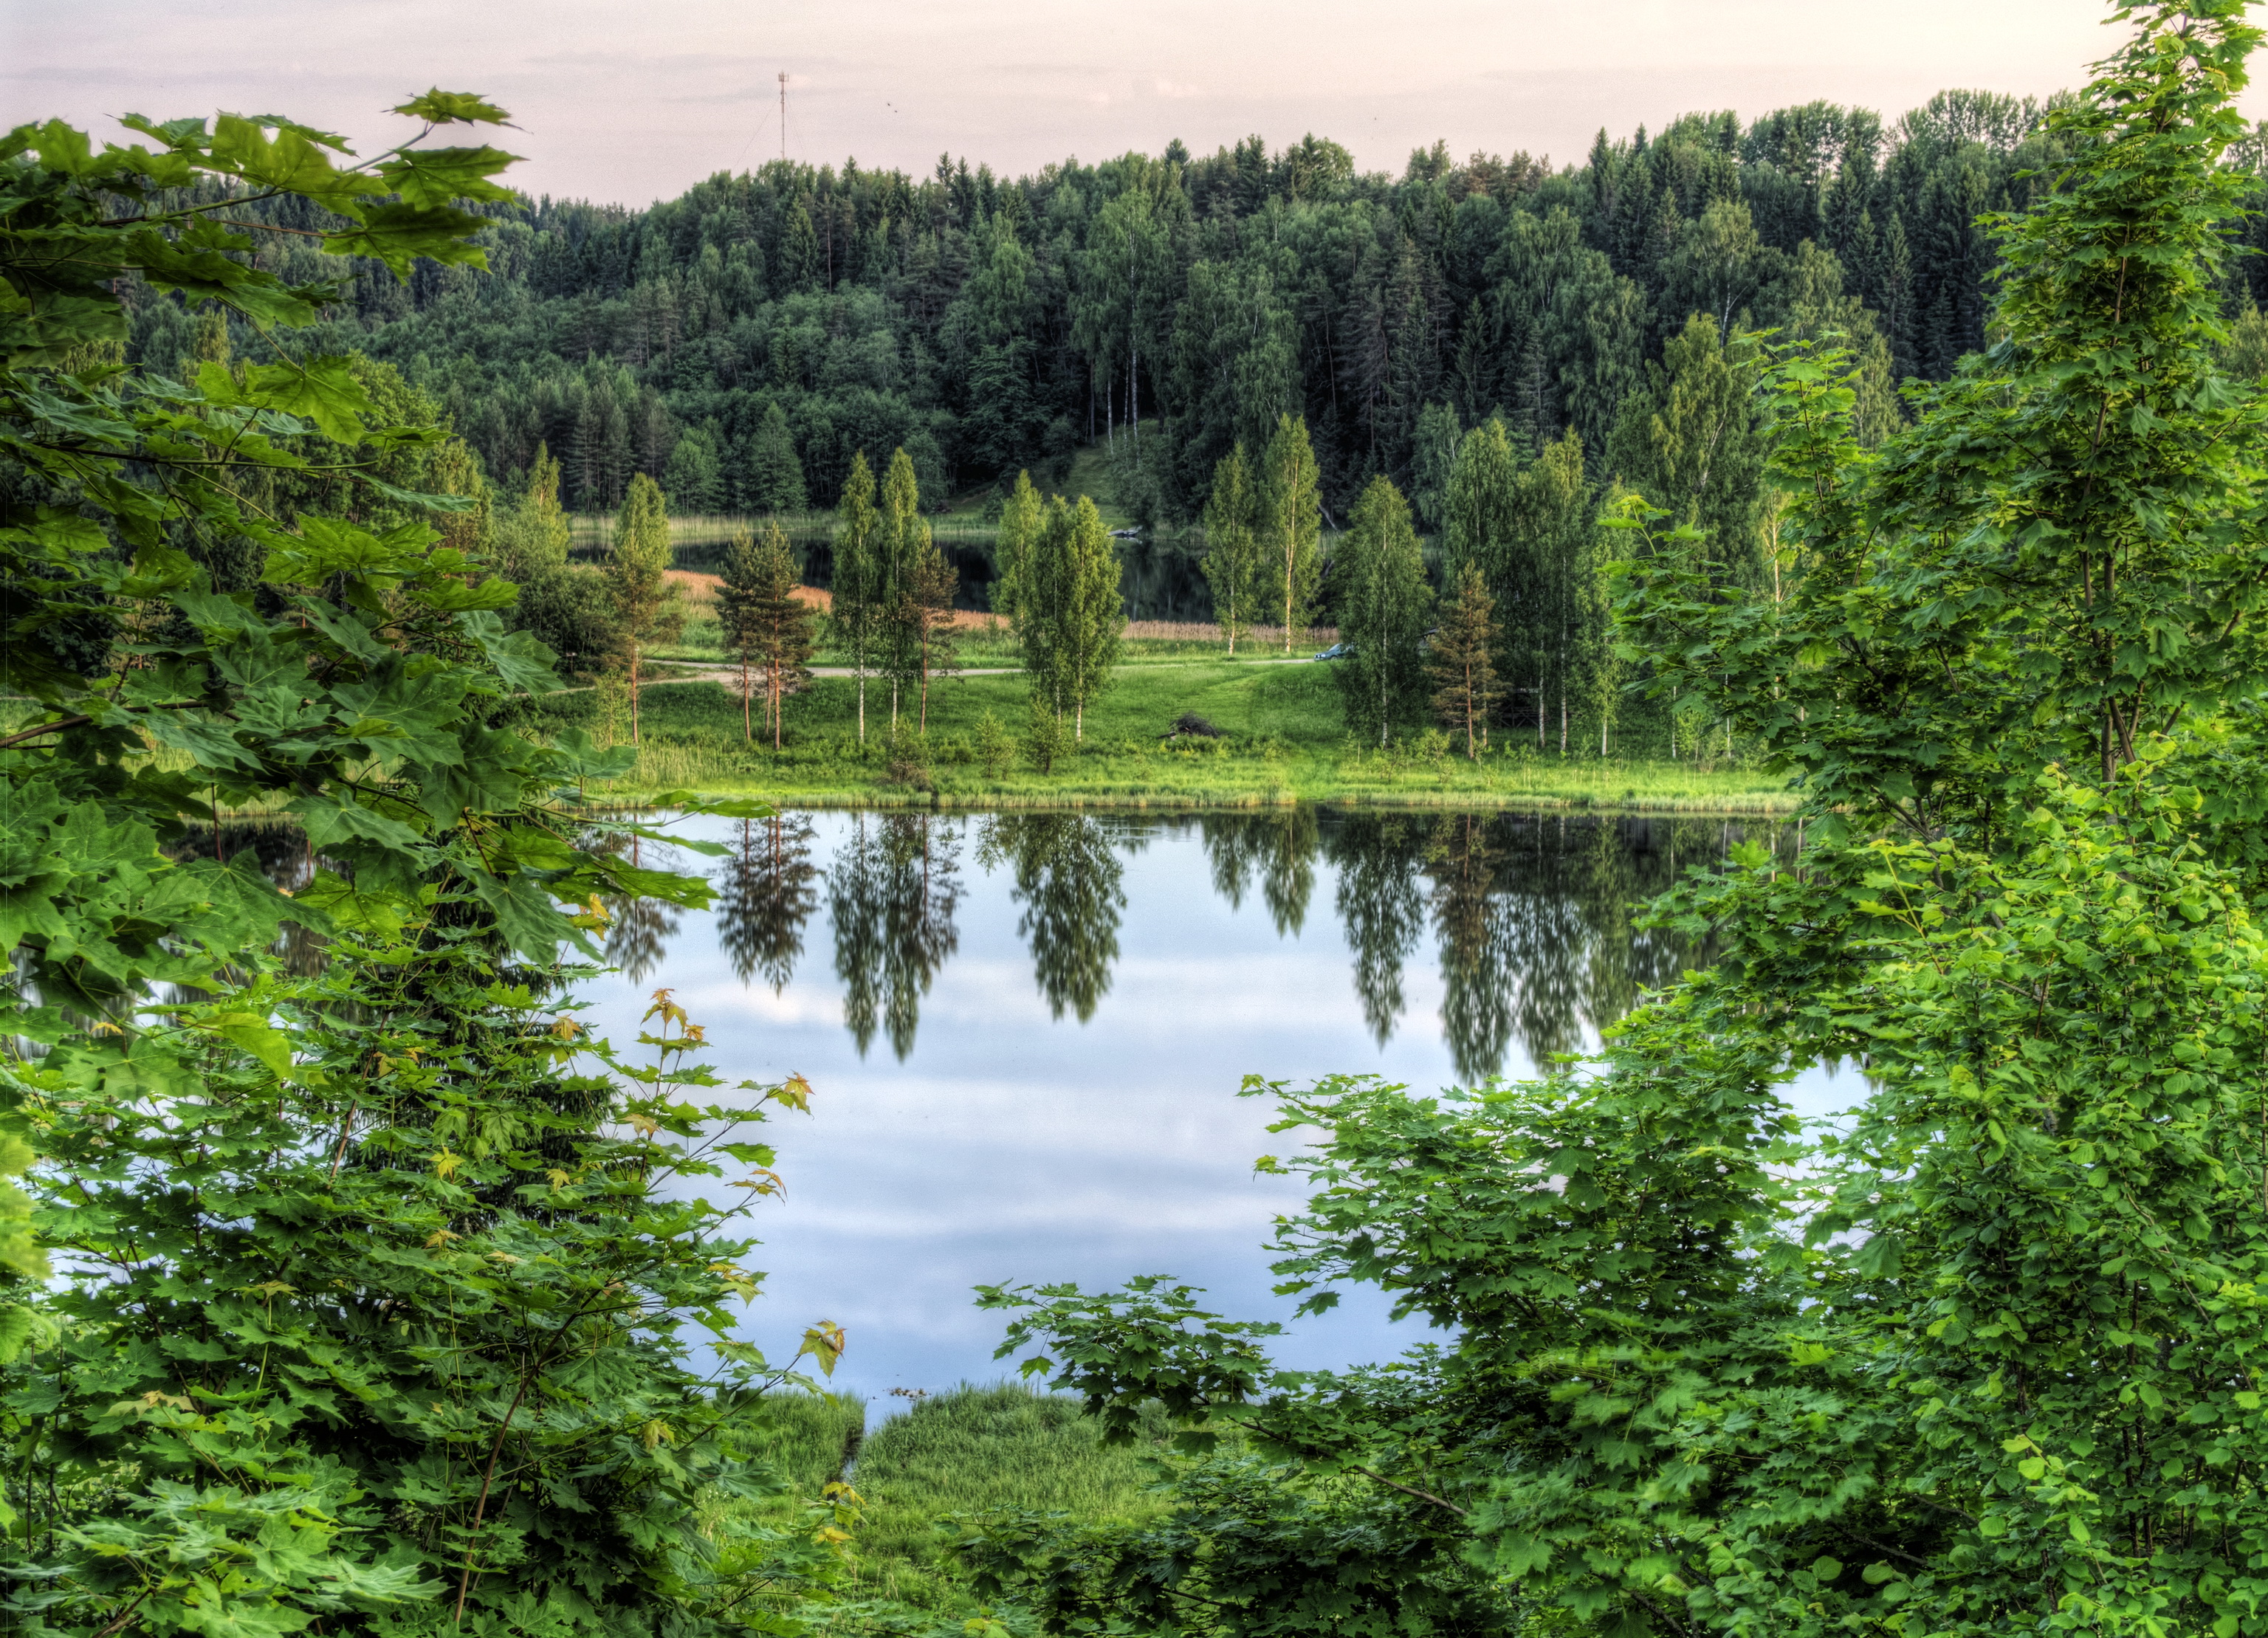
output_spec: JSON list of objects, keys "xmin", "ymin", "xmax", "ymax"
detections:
[{"xmin": 580, "ymin": 808, "xmax": 1789, "ymax": 1401}]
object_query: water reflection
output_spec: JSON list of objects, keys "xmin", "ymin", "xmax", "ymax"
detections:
[
  {"xmin": 693, "ymin": 808, "xmax": 1771, "ymax": 1078},
  {"xmin": 829, "ymin": 815, "xmax": 963, "ymax": 1059},
  {"xmin": 976, "ymin": 816, "xmax": 1133, "ymax": 1022},
  {"xmin": 717, "ymin": 816, "xmax": 822, "ymax": 992}
]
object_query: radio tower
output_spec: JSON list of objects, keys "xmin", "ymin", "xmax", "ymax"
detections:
[{"xmin": 778, "ymin": 73, "xmax": 788, "ymax": 163}]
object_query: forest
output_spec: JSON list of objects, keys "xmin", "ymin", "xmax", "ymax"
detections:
[
  {"xmin": 11, "ymin": 1, "xmax": 2268, "ymax": 1635},
  {"xmin": 124, "ymin": 65, "xmax": 2268, "ymax": 551}
]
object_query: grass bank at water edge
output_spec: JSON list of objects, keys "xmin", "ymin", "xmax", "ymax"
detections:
[{"xmin": 532, "ymin": 668, "xmax": 1799, "ymax": 815}]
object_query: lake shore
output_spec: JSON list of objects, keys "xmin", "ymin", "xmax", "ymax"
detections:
[{"xmin": 549, "ymin": 681, "xmax": 1798, "ymax": 815}]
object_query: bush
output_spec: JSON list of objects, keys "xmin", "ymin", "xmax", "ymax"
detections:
[
  {"xmin": 1025, "ymin": 694, "xmax": 1071, "ymax": 774},
  {"xmin": 975, "ymin": 711, "xmax": 1013, "ymax": 779}
]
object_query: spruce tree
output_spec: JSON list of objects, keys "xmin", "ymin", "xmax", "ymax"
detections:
[
  {"xmin": 1334, "ymin": 477, "xmax": 1432, "ymax": 747},
  {"xmin": 1200, "ymin": 444, "xmax": 1261, "ymax": 655},
  {"xmin": 746, "ymin": 400, "xmax": 808, "ymax": 512},
  {"xmin": 830, "ymin": 452, "xmax": 881, "ymax": 741},
  {"xmin": 1427, "ymin": 564, "xmax": 1503, "ymax": 760},
  {"xmin": 749, "ymin": 520, "xmax": 817, "ymax": 749},
  {"xmin": 715, "ymin": 524, "xmax": 765, "ymax": 741},
  {"xmin": 1256, "ymin": 413, "xmax": 1322, "ymax": 650},
  {"xmin": 605, "ymin": 472, "xmax": 681, "ymax": 745}
]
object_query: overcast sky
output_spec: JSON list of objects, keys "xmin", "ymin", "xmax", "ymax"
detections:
[{"xmin": 10, "ymin": 1, "xmax": 2264, "ymax": 208}]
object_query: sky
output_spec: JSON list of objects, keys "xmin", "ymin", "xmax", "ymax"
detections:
[{"xmin": 8, "ymin": 1, "xmax": 2266, "ymax": 210}]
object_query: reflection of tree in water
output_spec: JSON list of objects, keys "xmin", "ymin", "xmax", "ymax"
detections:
[
  {"xmin": 597, "ymin": 833, "xmax": 682, "ymax": 985},
  {"xmin": 1199, "ymin": 808, "xmax": 1318, "ymax": 935},
  {"xmin": 1327, "ymin": 814, "xmax": 1427, "ymax": 1044},
  {"xmin": 1314, "ymin": 812, "xmax": 1779, "ymax": 1082},
  {"xmin": 716, "ymin": 815, "xmax": 821, "ymax": 991},
  {"xmin": 829, "ymin": 814, "xmax": 961, "ymax": 1059},
  {"xmin": 978, "ymin": 815, "xmax": 1129, "ymax": 1022}
]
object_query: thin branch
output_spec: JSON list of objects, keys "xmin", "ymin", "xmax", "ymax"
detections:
[{"xmin": 1350, "ymin": 1465, "xmax": 1469, "ymax": 1518}]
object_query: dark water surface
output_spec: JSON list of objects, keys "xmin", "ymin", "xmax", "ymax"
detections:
[{"xmin": 570, "ymin": 808, "xmax": 1842, "ymax": 1406}]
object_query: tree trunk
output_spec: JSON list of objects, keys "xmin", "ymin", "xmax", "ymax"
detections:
[
  {"xmin": 630, "ymin": 643, "xmax": 641, "ymax": 746},
  {"xmin": 740, "ymin": 650, "xmax": 752, "ymax": 743},
  {"xmin": 1560, "ymin": 696, "xmax": 1567, "ymax": 756},
  {"xmin": 772, "ymin": 655, "xmax": 783, "ymax": 751}
]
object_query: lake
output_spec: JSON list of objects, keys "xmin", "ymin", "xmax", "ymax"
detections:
[{"xmin": 568, "ymin": 807, "xmax": 1843, "ymax": 1408}]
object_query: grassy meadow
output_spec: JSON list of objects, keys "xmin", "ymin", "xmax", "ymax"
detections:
[
  {"xmin": 749, "ymin": 1385, "xmax": 1175, "ymax": 1613},
  {"xmin": 531, "ymin": 655, "xmax": 1796, "ymax": 813}
]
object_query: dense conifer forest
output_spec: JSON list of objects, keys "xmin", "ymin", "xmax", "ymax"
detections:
[{"xmin": 131, "ymin": 87, "xmax": 2268, "ymax": 538}]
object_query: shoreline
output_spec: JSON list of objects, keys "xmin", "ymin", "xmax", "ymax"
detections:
[{"xmin": 586, "ymin": 781, "xmax": 1802, "ymax": 817}]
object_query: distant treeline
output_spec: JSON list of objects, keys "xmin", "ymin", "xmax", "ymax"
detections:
[{"xmin": 125, "ymin": 94, "xmax": 2268, "ymax": 539}]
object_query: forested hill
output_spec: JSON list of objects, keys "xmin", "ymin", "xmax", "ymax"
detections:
[{"xmin": 130, "ymin": 91, "xmax": 2268, "ymax": 529}]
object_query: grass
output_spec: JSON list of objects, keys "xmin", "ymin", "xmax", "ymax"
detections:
[
  {"xmin": 527, "ymin": 659, "xmax": 1799, "ymax": 814},
  {"xmin": 731, "ymin": 1385, "xmax": 1172, "ymax": 1613},
  {"xmin": 851, "ymin": 1385, "xmax": 1175, "ymax": 1610}
]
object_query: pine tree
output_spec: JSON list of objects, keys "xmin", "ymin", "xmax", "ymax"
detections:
[
  {"xmin": 746, "ymin": 401, "xmax": 808, "ymax": 512},
  {"xmin": 715, "ymin": 526, "xmax": 765, "ymax": 741},
  {"xmin": 1427, "ymin": 564, "xmax": 1503, "ymax": 760},
  {"xmin": 830, "ymin": 452, "xmax": 881, "ymax": 742},
  {"xmin": 1256, "ymin": 413, "xmax": 1322, "ymax": 650},
  {"xmin": 749, "ymin": 521, "xmax": 816, "ymax": 749},
  {"xmin": 605, "ymin": 472, "xmax": 681, "ymax": 746},
  {"xmin": 1334, "ymin": 477, "xmax": 1433, "ymax": 747},
  {"xmin": 1200, "ymin": 444, "xmax": 1261, "ymax": 655}
]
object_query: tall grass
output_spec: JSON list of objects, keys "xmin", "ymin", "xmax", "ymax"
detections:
[{"xmin": 841, "ymin": 1384, "xmax": 1174, "ymax": 1609}]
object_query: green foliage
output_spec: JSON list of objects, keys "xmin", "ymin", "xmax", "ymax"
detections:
[
  {"xmin": 1255, "ymin": 416, "xmax": 1322, "ymax": 650},
  {"xmin": 831, "ymin": 452, "xmax": 883, "ymax": 741},
  {"xmin": 1331, "ymin": 477, "xmax": 1432, "ymax": 746},
  {"xmin": 1201, "ymin": 444, "xmax": 1263, "ymax": 654},
  {"xmin": 0, "ymin": 92, "xmax": 856, "ymax": 1636},
  {"xmin": 969, "ymin": 8, "xmax": 2268, "ymax": 1636},
  {"xmin": 1426, "ymin": 565, "xmax": 1502, "ymax": 760}
]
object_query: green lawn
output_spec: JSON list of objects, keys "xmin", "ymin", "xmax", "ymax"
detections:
[{"xmin": 526, "ymin": 658, "xmax": 1797, "ymax": 813}]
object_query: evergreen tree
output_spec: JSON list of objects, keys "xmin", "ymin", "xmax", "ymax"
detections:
[
  {"xmin": 1200, "ymin": 444, "xmax": 1262, "ymax": 655},
  {"xmin": 746, "ymin": 400, "xmax": 808, "ymax": 512},
  {"xmin": 1256, "ymin": 413, "xmax": 1322, "ymax": 650},
  {"xmin": 1333, "ymin": 477, "xmax": 1432, "ymax": 746},
  {"xmin": 749, "ymin": 520, "xmax": 817, "ymax": 748},
  {"xmin": 1409, "ymin": 401, "xmax": 1461, "ymax": 533},
  {"xmin": 715, "ymin": 525, "xmax": 766, "ymax": 741},
  {"xmin": 1427, "ymin": 565, "xmax": 1502, "ymax": 760},
  {"xmin": 662, "ymin": 424, "xmax": 724, "ymax": 513},
  {"xmin": 605, "ymin": 472, "xmax": 682, "ymax": 745},
  {"xmin": 830, "ymin": 452, "xmax": 882, "ymax": 741},
  {"xmin": 1605, "ymin": 311, "xmax": 1769, "ymax": 592}
]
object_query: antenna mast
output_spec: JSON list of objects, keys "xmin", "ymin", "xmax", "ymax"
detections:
[{"xmin": 778, "ymin": 73, "xmax": 787, "ymax": 164}]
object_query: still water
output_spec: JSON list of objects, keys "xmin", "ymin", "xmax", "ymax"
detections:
[{"xmin": 576, "ymin": 808, "xmax": 1837, "ymax": 1406}]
